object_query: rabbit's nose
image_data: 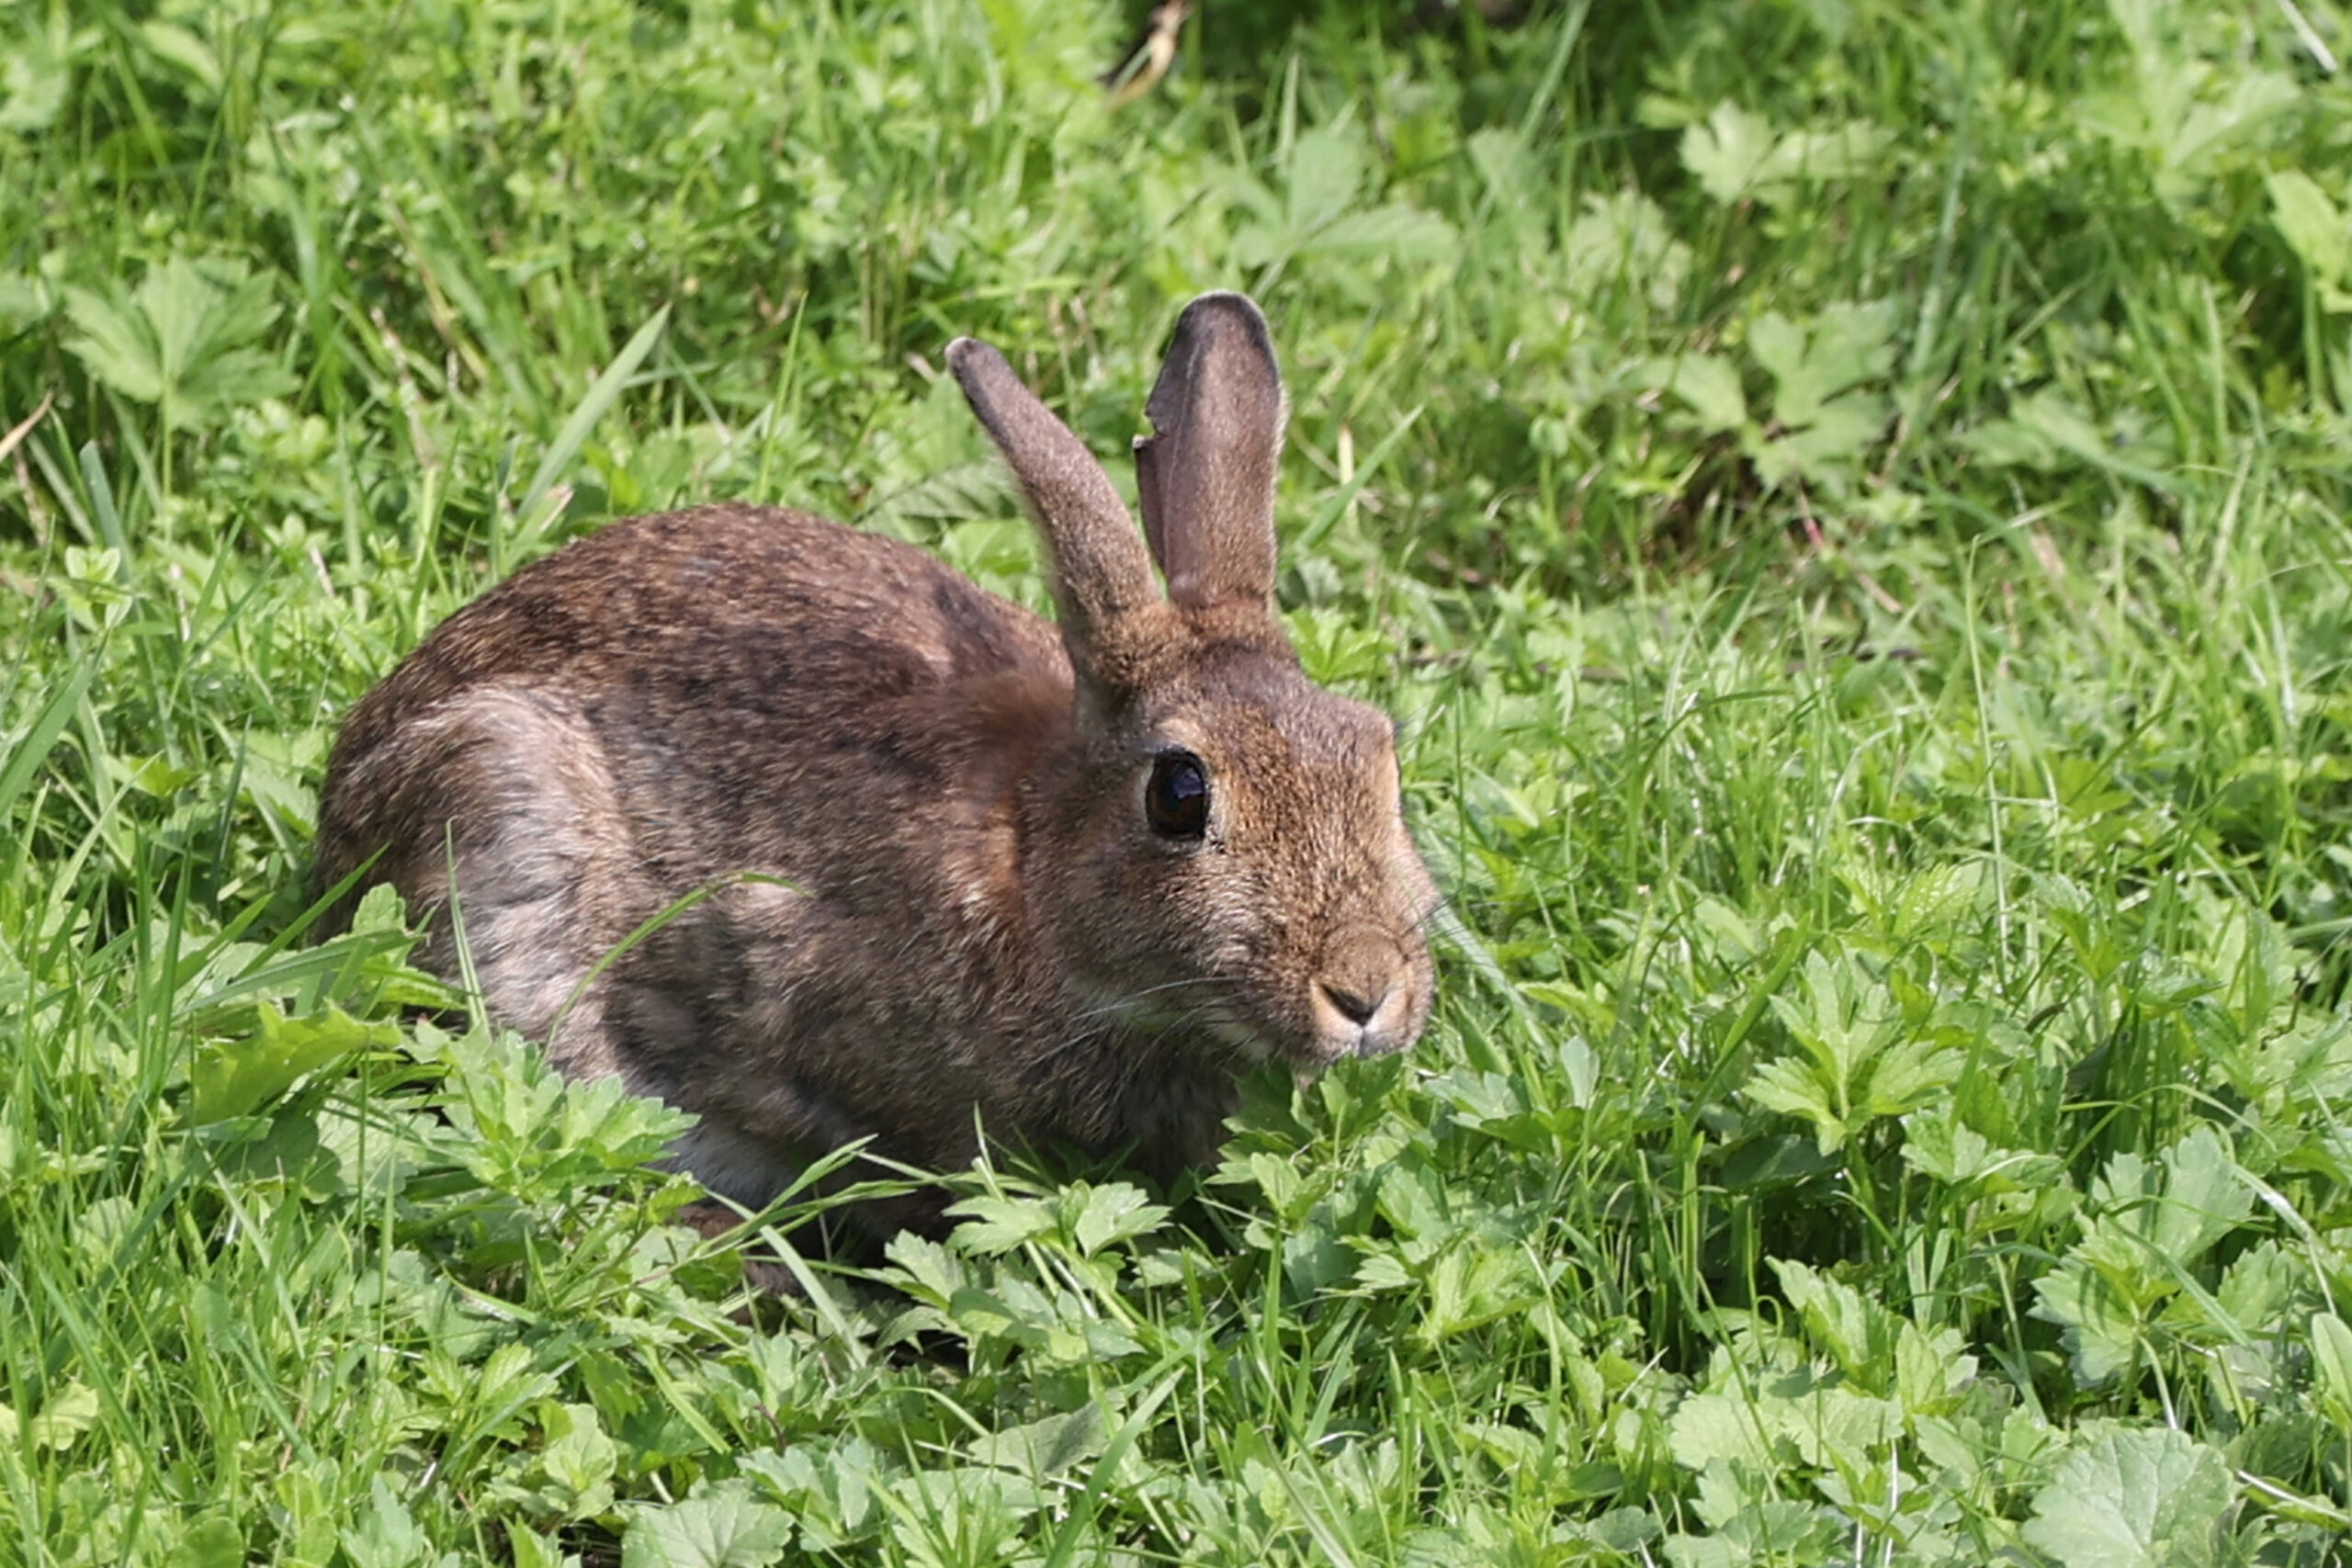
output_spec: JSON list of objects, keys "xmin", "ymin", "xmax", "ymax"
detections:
[
  {"xmin": 1313, "ymin": 931, "xmax": 1412, "ymax": 1048},
  {"xmin": 1317, "ymin": 977, "xmax": 1386, "ymax": 1026}
]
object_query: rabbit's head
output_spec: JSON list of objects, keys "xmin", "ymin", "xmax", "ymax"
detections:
[{"xmin": 948, "ymin": 293, "xmax": 1438, "ymax": 1069}]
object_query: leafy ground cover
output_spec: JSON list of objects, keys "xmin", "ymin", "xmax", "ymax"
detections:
[{"xmin": 6, "ymin": 0, "xmax": 2352, "ymax": 1562}]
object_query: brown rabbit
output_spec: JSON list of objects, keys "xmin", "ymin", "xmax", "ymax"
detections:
[{"xmin": 313, "ymin": 292, "xmax": 1439, "ymax": 1232}]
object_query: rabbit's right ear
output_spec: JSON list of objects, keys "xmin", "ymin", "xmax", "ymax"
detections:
[
  {"xmin": 1133, "ymin": 292, "xmax": 1286, "ymax": 620},
  {"xmin": 948, "ymin": 338, "xmax": 1164, "ymax": 677}
]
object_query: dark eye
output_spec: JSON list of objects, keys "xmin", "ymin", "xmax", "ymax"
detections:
[{"xmin": 1145, "ymin": 751, "xmax": 1210, "ymax": 840}]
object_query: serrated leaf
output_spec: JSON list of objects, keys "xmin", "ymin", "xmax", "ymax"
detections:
[
  {"xmin": 1681, "ymin": 103, "xmax": 1889, "ymax": 208},
  {"xmin": 1690, "ymin": 896, "xmax": 1763, "ymax": 964},
  {"xmin": 2031, "ymin": 1261, "xmax": 2143, "ymax": 1384},
  {"xmin": 1776, "ymin": 1383, "xmax": 1902, "ymax": 1469},
  {"xmin": 63, "ymin": 286, "xmax": 165, "ymax": 402},
  {"xmin": 1467, "ymin": 127, "xmax": 1535, "ymax": 216},
  {"xmin": 1069, "ymin": 1181, "xmax": 1168, "ymax": 1255},
  {"xmin": 1746, "ymin": 1056, "xmax": 1847, "ymax": 1154},
  {"xmin": 0, "ymin": 1381, "xmax": 98, "ymax": 1452},
  {"xmin": 1856, "ymin": 1032, "xmax": 1962, "ymax": 1119},
  {"xmin": 968, "ymin": 1404, "xmax": 1106, "ymax": 1476},
  {"xmin": 1750, "ymin": 301, "xmax": 1898, "ymax": 428},
  {"xmin": 538, "ymin": 1403, "xmax": 617, "ymax": 1515},
  {"xmin": 1957, "ymin": 416, "xmax": 2059, "ymax": 469},
  {"xmin": 881, "ymin": 1231, "xmax": 963, "ymax": 1304},
  {"xmin": 1681, "ymin": 102, "xmax": 1777, "ymax": 205},
  {"xmin": 622, "ymin": 1483, "xmax": 791, "ymax": 1568},
  {"xmin": 1565, "ymin": 190, "xmax": 1691, "ymax": 310},
  {"xmin": 1756, "ymin": 120, "xmax": 1891, "ymax": 193},
  {"xmin": 63, "ymin": 255, "xmax": 293, "ymax": 429},
  {"xmin": 945, "ymin": 1192, "xmax": 1058, "ymax": 1255},
  {"xmin": 1310, "ymin": 203, "xmax": 1459, "ymax": 264},
  {"xmin": 192, "ymin": 1002, "xmax": 393, "ymax": 1124},
  {"xmin": 1772, "ymin": 1259, "xmax": 1893, "ymax": 1382},
  {"xmin": 2149, "ymin": 1126, "xmax": 2253, "ymax": 1263},
  {"xmin": 1894, "ymin": 1320, "xmax": 1977, "ymax": 1414},
  {"xmin": 1639, "ymin": 353, "xmax": 1747, "ymax": 433},
  {"xmin": 343, "ymin": 1476, "xmax": 430, "ymax": 1568},
  {"xmin": 2020, "ymin": 1427, "xmax": 2233, "ymax": 1568},
  {"xmin": 1668, "ymin": 1392, "xmax": 1780, "ymax": 1471},
  {"xmin": 1287, "ymin": 124, "xmax": 1369, "ymax": 234}
]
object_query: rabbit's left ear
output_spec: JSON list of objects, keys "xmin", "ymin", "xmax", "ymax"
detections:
[
  {"xmin": 948, "ymin": 335, "xmax": 1165, "ymax": 678},
  {"xmin": 1134, "ymin": 292, "xmax": 1287, "ymax": 617}
]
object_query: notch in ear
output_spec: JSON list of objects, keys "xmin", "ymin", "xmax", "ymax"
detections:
[
  {"xmin": 1133, "ymin": 292, "xmax": 1287, "ymax": 615},
  {"xmin": 947, "ymin": 336, "xmax": 1163, "ymax": 671}
]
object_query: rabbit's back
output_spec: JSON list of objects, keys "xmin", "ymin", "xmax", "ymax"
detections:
[
  {"xmin": 333, "ymin": 505, "xmax": 1060, "ymax": 771},
  {"xmin": 324, "ymin": 504, "xmax": 1067, "ymax": 862}
]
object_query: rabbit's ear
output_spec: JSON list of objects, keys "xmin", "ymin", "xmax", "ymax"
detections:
[
  {"xmin": 948, "ymin": 338, "xmax": 1162, "ymax": 670},
  {"xmin": 1133, "ymin": 292, "xmax": 1285, "ymax": 616}
]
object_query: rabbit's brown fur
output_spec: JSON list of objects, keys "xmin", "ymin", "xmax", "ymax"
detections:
[{"xmin": 314, "ymin": 293, "xmax": 1438, "ymax": 1230}]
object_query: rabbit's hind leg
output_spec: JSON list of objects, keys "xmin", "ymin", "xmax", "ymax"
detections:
[{"xmin": 371, "ymin": 684, "xmax": 653, "ymax": 1084}]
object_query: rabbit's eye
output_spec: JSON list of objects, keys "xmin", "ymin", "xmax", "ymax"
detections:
[{"xmin": 1146, "ymin": 752, "xmax": 1210, "ymax": 840}]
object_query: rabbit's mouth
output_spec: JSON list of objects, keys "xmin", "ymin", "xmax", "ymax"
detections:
[{"xmin": 1087, "ymin": 974, "xmax": 1418, "ymax": 1070}]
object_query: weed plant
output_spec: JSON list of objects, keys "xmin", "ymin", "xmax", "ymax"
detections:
[{"xmin": 4, "ymin": 0, "xmax": 2352, "ymax": 1562}]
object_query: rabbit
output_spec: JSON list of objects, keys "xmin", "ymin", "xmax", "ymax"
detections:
[{"xmin": 312, "ymin": 291, "xmax": 1439, "ymax": 1235}]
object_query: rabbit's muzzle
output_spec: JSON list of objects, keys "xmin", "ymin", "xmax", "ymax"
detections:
[{"xmin": 1306, "ymin": 926, "xmax": 1429, "ymax": 1062}]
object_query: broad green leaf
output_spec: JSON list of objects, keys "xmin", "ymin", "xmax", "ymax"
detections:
[
  {"xmin": 1311, "ymin": 203, "xmax": 1458, "ymax": 265},
  {"xmin": 1771, "ymin": 1259, "xmax": 1893, "ymax": 1382},
  {"xmin": 138, "ymin": 20, "xmax": 221, "ymax": 94},
  {"xmin": 0, "ymin": 39, "xmax": 70, "ymax": 132},
  {"xmin": 969, "ymin": 1404, "xmax": 1107, "ymax": 1477},
  {"xmin": 1681, "ymin": 102, "xmax": 1889, "ymax": 207},
  {"xmin": 622, "ymin": 1484, "xmax": 791, "ymax": 1568},
  {"xmin": 2147, "ymin": 1126, "xmax": 2252, "ymax": 1263},
  {"xmin": 171, "ymin": 1517, "xmax": 244, "ymax": 1568},
  {"xmin": 0, "ymin": 1381, "xmax": 99, "ymax": 1452},
  {"xmin": 1466, "ymin": 127, "xmax": 1535, "ymax": 218},
  {"xmin": 1894, "ymin": 1321, "xmax": 1977, "ymax": 1415},
  {"xmin": 1776, "ymin": 1383, "xmax": 1902, "ymax": 1469},
  {"xmin": 2021, "ymin": 1427, "xmax": 2233, "ymax": 1568},
  {"xmin": 191, "ymin": 1003, "xmax": 393, "ymax": 1124},
  {"xmin": 63, "ymin": 286, "xmax": 165, "ymax": 402},
  {"xmin": 1668, "ymin": 1391, "xmax": 1780, "ymax": 1471},
  {"xmin": 945, "ymin": 1192, "xmax": 1059, "ymax": 1255},
  {"xmin": 1680, "ymin": 102, "xmax": 1776, "ymax": 205},
  {"xmin": 343, "ymin": 1477, "xmax": 433, "ymax": 1568},
  {"xmin": 1638, "ymin": 353, "xmax": 1747, "ymax": 433},
  {"xmin": 2031, "ymin": 1262, "xmax": 2143, "ymax": 1385},
  {"xmin": 1746, "ymin": 1056, "xmax": 1847, "ymax": 1154},
  {"xmin": 1564, "ymin": 190, "xmax": 1690, "ymax": 310},
  {"xmin": 1286, "ymin": 124, "xmax": 1369, "ymax": 235},
  {"xmin": 1749, "ymin": 301, "xmax": 1897, "ymax": 429},
  {"xmin": 1069, "ymin": 1182, "xmax": 1169, "ymax": 1255},
  {"xmin": 538, "ymin": 1403, "xmax": 617, "ymax": 1517},
  {"xmin": 2310, "ymin": 1312, "xmax": 2352, "ymax": 1425},
  {"xmin": 63, "ymin": 255, "xmax": 294, "ymax": 429},
  {"xmin": 1690, "ymin": 896, "xmax": 1763, "ymax": 964},
  {"xmin": 2267, "ymin": 169, "xmax": 2348, "ymax": 290},
  {"xmin": 1901, "ymin": 1117, "xmax": 2064, "ymax": 1194}
]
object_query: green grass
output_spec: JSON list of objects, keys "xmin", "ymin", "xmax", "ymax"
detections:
[{"xmin": 6, "ymin": 0, "xmax": 2352, "ymax": 1562}]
